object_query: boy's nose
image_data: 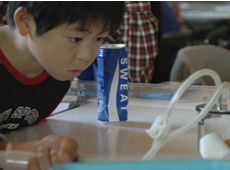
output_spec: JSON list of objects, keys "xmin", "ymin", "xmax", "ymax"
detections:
[{"xmin": 76, "ymin": 46, "xmax": 93, "ymax": 62}]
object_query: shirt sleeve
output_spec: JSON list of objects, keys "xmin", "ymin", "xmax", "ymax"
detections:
[{"xmin": 104, "ymin": 1, "xmax": 159, "ymax": 83}]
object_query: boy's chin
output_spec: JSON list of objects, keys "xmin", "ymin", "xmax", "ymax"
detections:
[{"xmin": 52, "ymin": 75, "xmax": 72, "ymax": 81}]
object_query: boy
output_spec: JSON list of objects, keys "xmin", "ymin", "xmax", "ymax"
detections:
[{"xmin": 0, "ymin": 2, "xmax": 124, "ymax": 170}]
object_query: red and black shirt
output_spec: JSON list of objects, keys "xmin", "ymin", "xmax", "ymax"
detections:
[{"xmin": 0, "ymin": 49, "xmax": 70, "ymax": 132}]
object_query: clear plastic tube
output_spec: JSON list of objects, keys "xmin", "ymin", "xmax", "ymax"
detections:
[
  {"xmin": 143, "ymin": 69, "xmax": 226, "ymax": 160},
  {"xmin": 164, "ymin": 69, "xmax": 222, "ymax": 118},
  {"xmin": 0, "ymin": 143, "xmax": 34, "ymax": 170}
]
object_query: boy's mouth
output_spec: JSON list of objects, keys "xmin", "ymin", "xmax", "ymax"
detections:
[{"xmin": 68, "ymin": 70, "xmax": 82, "ymax": 78}]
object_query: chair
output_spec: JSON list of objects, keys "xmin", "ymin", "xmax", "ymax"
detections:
[
  {"xmin": 204, "ymin": 24, "xmax": 230, "ymax": 48},
  {"xmin": 170, "ymin": 45, "xmax": 230, "ymax": 85}
]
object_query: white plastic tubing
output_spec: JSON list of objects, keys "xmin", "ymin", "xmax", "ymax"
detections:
[
  {"xmin": 0, "ymin": 143, "xmax": 35, "ymax": 170},
  {"xmin": 142, "ymin": 69, "xmax": 229, "ymax": 160}
]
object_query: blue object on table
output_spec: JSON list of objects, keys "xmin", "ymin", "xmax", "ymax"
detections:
[
  {"xmin": 78, "ymin": 63, "xmax": 97, "ymax": 81},
  {"xmin": 133, "ymin": 92, "xmax": 173, "ymax": 100},
  {"xmin": 51, "ymin": 160, "xmax": 230, "ymax": 170}
]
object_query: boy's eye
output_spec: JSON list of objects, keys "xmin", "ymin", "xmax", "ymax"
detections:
[
  {"xmin": 70, "ymin": 37, "xmax": 82, "ymax": 43},
  {"xmin": 96, "ymin": 37, "xmax": 105, "ymax": 42}
]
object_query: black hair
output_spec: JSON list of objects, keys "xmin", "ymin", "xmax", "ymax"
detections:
[{"xmin": 7, "ymin": 1, "xmax": 125, "ymax": 35}]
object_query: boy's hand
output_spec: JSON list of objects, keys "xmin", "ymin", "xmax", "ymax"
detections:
[{"xmin": 12, "ymin": 135, "xmax": 78, "ymax": 170}]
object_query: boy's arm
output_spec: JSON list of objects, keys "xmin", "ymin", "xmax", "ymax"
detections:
[{"xmin": 0, "ymin": 134, "xmax": 78, "ymax": 169}]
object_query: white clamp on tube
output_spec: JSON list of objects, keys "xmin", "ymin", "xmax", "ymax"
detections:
[
  {"xmin": 0, "ymin": 143, "xmax": 35, "ymax": 170},
  {"xmin": 143, "ymin": 68, "xmax": 230, "ymax": 160}
]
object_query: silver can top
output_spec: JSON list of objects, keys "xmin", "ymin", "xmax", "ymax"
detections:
[{"xmin": 101, "ymin": 44, "xmax": 126, "ymax": 49}]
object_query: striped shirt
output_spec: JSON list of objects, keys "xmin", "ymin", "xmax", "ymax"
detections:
[{"xmin": 105, "ymin": 1, "xmax": 158, "ymax": 83}]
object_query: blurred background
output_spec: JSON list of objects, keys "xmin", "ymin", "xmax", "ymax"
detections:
[
  {"xmin": 2, "ymin": 1, "xmax": 230, "ymax": 85},
  {"xmin": 78, "ymin": 1, "xmax": 230, "ymax": 86},
  {"xmin": 151, "ymin": 1, "xmax": 230, "ymax": 85}
]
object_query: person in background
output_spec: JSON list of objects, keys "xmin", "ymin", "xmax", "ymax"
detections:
[
  {"xmin": 151, "ymin": 1, "xmax": 187, "ymax": 83},
  {"xmin": 0, "ymin": 1, "xmax": 124, "ymax": 170},
  {"xmin": 104, "ymin": 1, "xmax": 158, "ymax": 83},
  {"xmin": 167, "ymin": 1, "xmax": 187, "ymax": 32}
]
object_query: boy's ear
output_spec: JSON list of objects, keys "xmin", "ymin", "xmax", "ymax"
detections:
[{"xmin": 14, "ymin": 7, "xmax": 33, "ymax": 36}]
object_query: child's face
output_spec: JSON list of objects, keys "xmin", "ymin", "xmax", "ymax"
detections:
[{"xmin": 28, "ymin": 21, "xmax": 109, "ymax": 81}]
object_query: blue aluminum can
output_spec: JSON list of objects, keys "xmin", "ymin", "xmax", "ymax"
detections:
[{"xmin": 97, "ymin": 44, "xmax": 128, "ymax": 123}]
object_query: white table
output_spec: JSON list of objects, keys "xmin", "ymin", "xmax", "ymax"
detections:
[
  {"xmin": 5, "ymin": 83, "xmax": 223, "ymax": 162},
  {"xmin": 180, "ymin": 2, "xmax": 230, "ymax": 28}
]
